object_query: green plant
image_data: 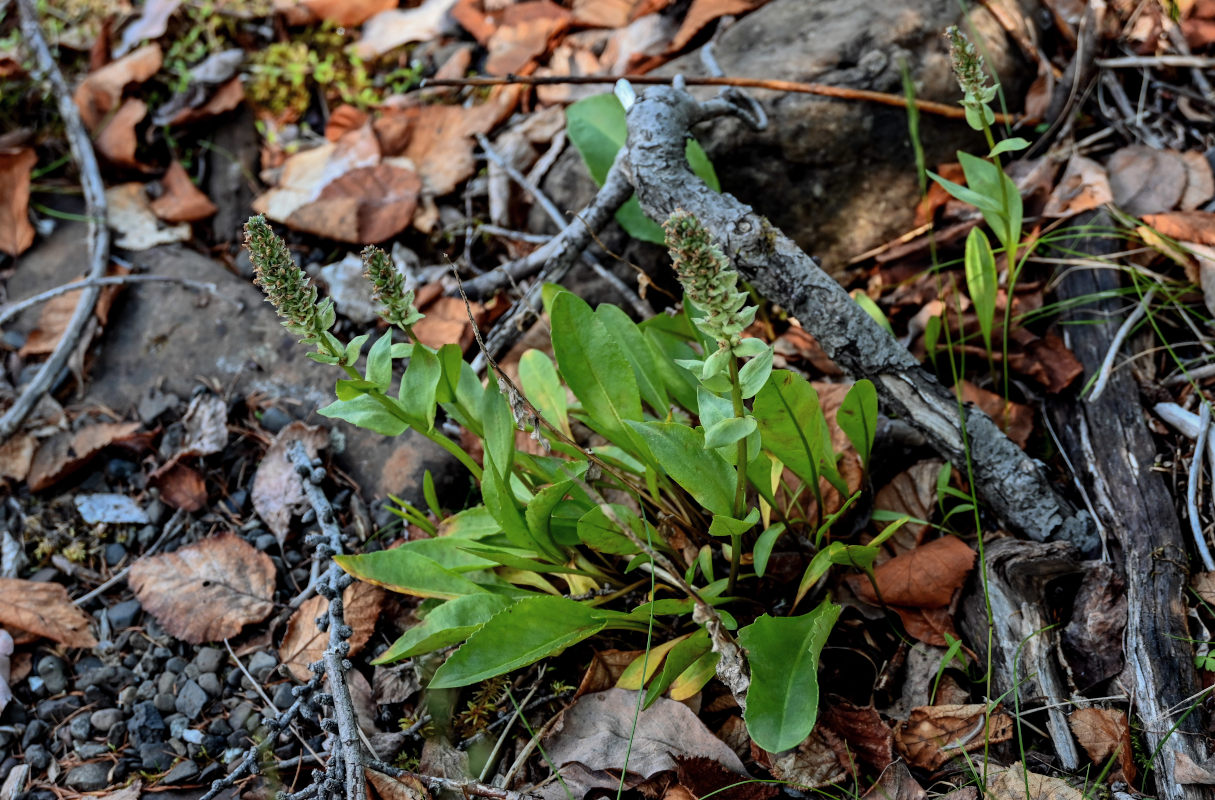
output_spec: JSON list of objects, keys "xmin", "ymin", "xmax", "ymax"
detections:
[{"xmin": 243, "ymin": 212, "xmax": 886, "ymax": 756}]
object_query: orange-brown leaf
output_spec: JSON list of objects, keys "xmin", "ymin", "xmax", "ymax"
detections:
[
  {"xmin": 150, "ymin": 160, "xmax": 218, "ymax": 223},
  {"xmin": 0, "ymin": 147, "xmax": 37, "ymax": 256},
  {"xmin": 854, "ymin": 536, "xmax": 975, "ymax": 609},
  {"xmin": 28, "ymin": 421, "xmax": 144, "ymax": 491},
  {"xmin": 0, "ymin": 578, "xmax": 98, "ymax": 647},
  {"xmin": 280, "ymin": 583, "xmax": 386, "ymax": 680},
  {"xmin": 74, "ymin": 44, "xmax": 163, "ymax": 131},
  {"xmin": 895, "ymin": 704, "xmax": 1012, "ymax": 770}
]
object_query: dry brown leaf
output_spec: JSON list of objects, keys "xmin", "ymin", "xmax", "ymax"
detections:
[
  {"xmin": 669, "ymin": 0, "xmax": 766, "ymax": 53},
  {"xmin": 861, "ymin": 762, "xmax": 926, "ymax": 800},
  {"xmin": 1181, "ymin": 150, "xmax": 1215, "ymax": 210},
  {"xmin": 895, "ymin": 704, "xmax": 1012, "ymax": 770},
  {"xmin": 28, "ymin": 421, "xmax": 143, "ymax": 491},
  {"xmin": 106, "ymin": 182, "xmax": 193, "ymax": 249},
  {"xmin": 955, "ymin": 381, "xmax": 1033, "ymax": 448},
  {"xmin": 1008, "ymin": 330, "xmax": 1083, "ymax": 393},
  {"xmin": 287, "ymin": 162, "xmax": 422, "ymax": 243},
  {"xmin": 0, "ymin": 147, "xmax": 37, "ymax": 256},
  {"xmin": 854, "ymin": 536, "xmax": 975, "ymax": 609},
  {"xmin": 373, "ymin": 663, "xmax": 421, "ymax": 705},
  {"xmin": 20, "ymin": 261, "xmax": 128, "ymax": 357},
  {"xmin": 984, "ymin": 762, "xmax": 1082, "ymax": 800},
  {"xmin": 280, "ymin": 583, "xmax": 386, "ymax": 680},
  {"xmin": 356, "ymin": 0, "xmax": 461, "ymax": 58},
  {"xmin": 0, "ymin": 578, "xmax": 98, "ymax": 647},
  {"xmin": 128, "ymin": 532, "xmax": 275, "ymax": 644},
  {"xmin": 366, "ymin": 768, "xmax": 430, "ymax": 800},
  {"xmin": 821, "ymin": 701, "xmax": 894, "ymax": 772},
  {"xmin": 251, "ymin": 421, "xmax": 329, "ymax": 545},
  {"xmin": 95, "ymin": 98, "xmax": 148, "ymax": 168},
  {"xmin": 1107, "ymin": 145, "xmax": 1187, "ymax": 216},
  {"xmin": 74, "ymin": 44, "xmax": 163, "ymax": 130},
  {"xmin": 326, "ymin": 105, "xmax": 370, "ymax": 142},
  {"xmin": 1068, "ymin": 708, "xmax": 1135, "ymax": 782},
  {"xmin": 571, "ymin": 0, "xmax": 648, "ymax": 27},
  {"xmin": 299, "ymin": 0, "xmax": 397, "ymax": 26},
  {"xmin": 168, "ymin": 76, "xmax": 244, "ymax": 127},
  {"xmin": 0, "ymin": 433, "xmax": 36, "ymax": 483},
  {"xmin": 412, "ymin": 295, "xmax": 484, "ymax": 350},
  {"xmin": 1141, "ymin": 211, "xmax": 1215, "ymax": 245},
  {"xmin": 575, "ymin": 649, "xmax": 640, "ymax": 697},
  {"xmin": 150, "ymin": 461, "xmax": 208, "ymax": 512},
  {"xmin": 150, "ymin": 160, "xmax": 218, "ymax": 223},
  {"xmin": 178, "ymin": 392, "xmax": 229, "ymax": 456},
  {"xmin": 755, "ymin": 726, "xmax": 848, "ymax": 789},
  {"xmin": 894, "ymin": 606, "xmax": 958, "ymax": 647},
  {"xmin": 1042, "ymin": 154, "xmax": 1113, "ymax": 219},
  {"xmin": 1175, "ymin": 751, "xmax": 1215, "ymax": 784},
  {"xmin": 675, "ymin": 755, "xmax": 778, "ymax": 800},
  {"xmin": 872, "ymin": 460, "xmax": 943, "ymax": 554},
  {"xmin": 485, "ymin": 1, "xmax": 572, "ymax": 76}
]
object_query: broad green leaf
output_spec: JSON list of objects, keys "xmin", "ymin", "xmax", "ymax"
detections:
[
  {"xmin": 739, "ymin": 601, "xmax": 842, "ymax": 753},
  {"xmin": 733, "ymin": 338, "xmax": 769, "ymax": 358},
  {"xmin": 794, "ymin": 541, "xmax": 879, "ymax": 608},
  {"xmin": 616, "ymin": 633, "xmax": 693, "ymax": 689},
  {"xmin": 395, "ymin": 537, "xmax": 501, "ymax": 572},
  {"xmin": 644, "ymin": 628, "xmax": 712, "ymax": 707},
  {"xmin": 525, "ymin": 480, "xmax": 573, "ymax": 561},
  {"xmin": 643, "ymin": 327, "xmax": 700, "ymax": 411},
  {"xmin": 457, "ymin": 543, "xmax": 595, "ymax": 575},
  {"xmin": 989, "ymin": 137, "xmax": 1030, "ymax": 158},
  {"xmin": 836, "ymin": 380, "xmax": 878, "ymax": 470},
  {"xmin": 430, "ymin": 596, "xmax": 610, "ymax": 688},
  {"xmin": 696, "ymin": 387, "xmax": 734, "ymax": 432},
  {"xmin": 851, "ymin": 291, "xmax": 893, "ymax": 334},
  {"xmin": 374, "ymin": 594, "xmax": 512, "ymax": 663},
  {"xmin": 365, "ymin": 331, "xmax": 393, "ymax": 391},
  {"xmin": 928, "ymin": 169, "xmax": 1003, "ymax": 213},
  {"xmin": 481, "ymin": 381, "xmax": 517, "ymax": 478},
  {"xmin": 436, "ymin": 343, "xmax": 464, "ymax": 404},
  {"xmin": 752, "ymin": 523, "xmax": 785, "ymax": 578},
  {"xmin": 565, "ymin": 93, "xmax": 719, "ymax": 243},
  {"xmin": 423, "ymin": 470, "xmax": 441, "ymax": 518},
  {"xmin": 626, "ymin": 421, "xmax": 736, "ymax": 517},
  {"xmin": 389, "ymin": 342, "xmax": 414, "ymax": 359},
  {"xmin": 438, "ymin": 505, "xmax": 500, "ymax": 539},
  {"xmin": 481, "ymin": 449, "xmax": 533, "ymax": 552},
  {"xmin": 577, "ymin": 503, "xmax": 644, "ymax": 555},
  {"xmin": 335, "ymin": 550, "xmax": 491, "ymax": 600},
  {"xmin": 595, "ymin": 304, "xmax": 670, "ymax": 414},
  {"xmin": 669, "ymin": 648, "xmax": 720, "ymax": 701},
  {"xmin": 964, "ymin": 228, "xmax": 998, "ymax": 355},
  {"xmin": 737, "ymin": 346, "xmax": 773, "ymax": 399},
  {"xmin": 958, "ymin": 151, "xmax": 1022, "ymax": 259},
  {"xmin": 551, "ymin": 293, "xmax": 643, "ymax": 450},
  {"xmin": 335, "ymin": 378, "xmax": 378, "ymax": 401},
  {"xmin": 400, "ymin": 345, "xmax": 441, "ymax": 431},
  {"xmin": 518, "ymin": 349, "xmax": 570, "ymax": 437},
  {"xmin": 343, "ymin": 333, "xmax": 370, "ymax": 366},
  {"xmin": 708, "ymin": 508, "xmax": 759, "ymax": 538},
  {"xmin": 319, "ymin": 394, "xmax": 408, "ymax": 436},
  {"xmin": 704, "ymin": 416, "xmax": 757, "ymax": 449},
  {"xmin": 752, "ymin": 371, "xmax": 843, "ymax": 496}
]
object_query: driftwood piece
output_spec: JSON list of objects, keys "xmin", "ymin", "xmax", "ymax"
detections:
[
  {"xmin": 624, "ymin": 85, "xmax": 1093, "ymax": 549},
  {"xmin": 1045, "ymin": 212, "xmax": 1212, "ymax": 800},
  {"xmin": 958, "ymin": 537, "xmax": 1082, "ymax": 770}
]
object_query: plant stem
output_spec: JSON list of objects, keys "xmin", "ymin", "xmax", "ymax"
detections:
[{"xmin": 727, "ymin": 357, "xmax": 748, "ymax": 594}]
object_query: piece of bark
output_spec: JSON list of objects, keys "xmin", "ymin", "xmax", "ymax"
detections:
[
  {"xmin": 624, "ymin": 85, "xmax": 1093, "ymax": 550},
  {"xmin": 1045, "ymin": 211, "xmax": 1213, "ymax": 800}
]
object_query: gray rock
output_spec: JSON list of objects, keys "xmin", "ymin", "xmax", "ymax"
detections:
[
  {"xmin": 272, "ymin": 682, "xmax": 294, "ymax": 710},
  {"xmin": 135, "ymin": 681, "xmax": 156, "ymax": 702},
  {"xmin": 228, "ymin": 702, "xmax": 253, "ymax": 732},
  {"xmin": 21, "ymin": 720, "xmax": 49, "ymax": 749},
  {"xmin": 165, "ymin": 656, "xmax": 188, "ymax": 674},
  {"xmin": 68, "ymin": 716, "xmax": 92, "ymax": 741},
  {"xmin": 106, "ymin": 721, "xmax": 127, "ymax": 749},
  {"xmin": 35, "ymin": 656, "xmax": 67, "ymax": 695},
  {"xmin": 259, "ymin": 406, "xmax": 291, "ymax": 433},
  {"xmin": 90, "ymin": 709, "xmax": 124, "ymax": 733},
  {"xmin": 24, "ymin": 744, "xmax": 51, "ymax": 771},
  {"xmin": 184, "ymin": 663, "xmax": 201, "ymax": 681},
  {"xmin": 161, "ymin": 759, "xmax": 200, "ymax": 785},
  {"xmin": 74, "ymin": 742, "xmax": 110, "ymax": 760},
  {"xmin": 245, "ymin": 652, "xmax": 277, "ymax": 683},
  {"xmin": 175, "ymin": 680, "xmax": 208, "ymax": 720},
  {"xmin": 103, "ymin": 542, "xmax": 127, "ymax": 566},
  {"xmin": 167, "ymin": 714, "xmax": 189, "ymax": 740},
  {"xmin": 181, "ymin": 729, "xmax": 204, "ymax": 745},
  {"xmin": 139, "ymin": 742, "xmax": 173, "ymax": 772},
  {"xmin": 129, "ymin": 701, "xmax": 166, "ymax": 748},
  {"xmin": 34, "ymin": 695, "xmax": 82, "ymax": 722},
  {"xmin": 197, "ymin": 672, "xmax": 222, "ymax": 698},
  {"xmin": 108, "ymin": 599, "xmax": 142, "ymax": 630},
  {"xmin": 157, "ymin": 672, "xmax": 175, "ymax": 695},
  {"xmin": 193, "ymin": 647, "xmax": 226, "ymax": 674},
  {"xmin": 154, "ymin": 693, "xmax": 176, "ymax": 714},
  {"xmin": 76, "ymin": 664, "xmax": 134, "ymax": 694},
  {"xmin": 65, "ymin": 762, "xmax": 110, "ymax": 792}
]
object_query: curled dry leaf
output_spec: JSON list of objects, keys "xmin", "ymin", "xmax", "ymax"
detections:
[
  {"xmin": 0, "ymin": 578, "xmax": 98, "ymax": 647},
  {"xmin": 19, "ymin": 261, "xmax": 128, "ymax": 358},
  {"xmin": 861, "ymin": 762, "xmax": 926, "ymax": 800},
  {"xmin": 1068, "ymin": 707, "xmax": 1135, "ymax": 782},
  {"xmin": 1181, "ymin": 150, "xmax": 1215, "ymax": 210},
  {"xmin": 1042, "ymin": 154, "xmax": 1112, "ymax": 219},
  {"xmin": 280, "ymin": 583, "xmax": 386, "ymax": 680},
  {"xmin": 286, "ymin": 162, "xmax": 422, "ymax": 244},
  {"xmin": 179, "ymin": 392, "xmax": 229, "ymax": 457},
  {"xmin": 894, "ymin": 704, "xmax": 1012, "ymax": 770},
  {"xmin": 0, "ymin": 147, "xmax": 37, "ymax": 256},
  {"xmin": 150, "ymin": 161, "xmax": 218, "ymax": 223},
  {"xmin": 28, "ymin": 421, "xmax": 143, "ymax": 491},
  {"xmin": 128, "ymin": 532, "xmax": 276, "ymax": 644},
  {"xmin": 873, "ymin": 460, "xmax": 943, "ymax": 554},
  {"xmin": 669, "ymin": 0, "xmax": 767, "ymax": 53},
  {"xmin": 411, "ymin": 295, "xmax": 485, "ymax": 351},
  {"xmin": 1141, "ymin": 211, "xmax": 1215, "ymax": 246},
  {"xmin": 164, "ymin": 76, "xmax": 245, "ymax": 127},
  {"xmin": 106, "ymin": 183, "xmax": 192, "ymax": 250},
  {"xmin": 484, "ymin": 1, "xmax": 572, "ymax": 76},
  {"xmin": 95, "ymin": 98, "xmax": 148, "ymax": 168},
  {"xmin": 74, "ymin": 44, "xmax": 163, "ymax": 130},
  {"xmin": 150, "ymin": 461, "xmax": 208, "ymax": 512},
  {"xmin": 1106, "ymin": 145, "xmax": 1187, "ymax": 216},
  {"xmin": 821, "ymin": 700, "xmax": 894, "ymax": 772},
  {"xmin": 295, "ymin": 0, "xmax": 397, "ymax": 26},
  {"xmin": 984, "ymin": 762, "xmax": 1082, "ymax": 800},
  {"xmin": 753, "ymin": 726, "xmax": 848, "ymax": 790},
  {"xmin": 0, "ymin": 433, "xmax": 36, "ymax": 484},
  {"xmin": 252, "ymin": 421, "xmax": 329, "ymax": 545},
  {"xmin": 366, "ymin": 768, "xmax": 430, "ymax": 800},
  {"xmin": 853, "ymin": 535, "xmax": 975, "ymax": 609},
  {"xmin": 116, "ymin": 0, "xmax": 181, "ymax": 55},
  {"xmin": 357, "ymin": 0, "xmax": 461, "ymax": 58}
]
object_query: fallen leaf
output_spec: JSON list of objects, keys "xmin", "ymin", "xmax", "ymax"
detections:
[
  {"xmin": 572, "ymin": 0, "xmax": 650, "ymax": 27},
  {"xmin": 1176, "ymin": 751, "xmax": 1215, "ymax": 784},
  {"xmin": 179, "ymin": 392, "xmax": 229, "ymax": 456},
  {"xmin": 669, "ymin": 0, "xmax": 766, "ymax": 53},
  {"xmin": 326, "ymin": 105, "xmax": 370, "ymax": 142},
  {"xmin": 895, "ymin": 704, "xmax": 1012, "ymax": 770},
  {"xmin": 0, "ymin": 578, "xmax": 98, "ymax": 647},
  {"xmin": 150, "ymin": 160, "xmax": 218, "ymax": 223},
  {"xmin": 287, "ymin": 162, "xmax": 422, "ymax": 243},
  {"xmin": 366, "ymin": 768, "xmax": 430, "ymax": 800},
  {"xmin": 872, "ymin": 460, "xmax": 943, "ymax": 554},
  {"xmin": 984, "ymin": 762, "xmax": 1082, "ymax": 800},
  {"xmin": 821, "ymin": 701, "xmax": 894, "ymax": 772},
  {"xmin": 894, "ymin": 606, "xmax": 958, "ymax": 647},
  {"xmin": 861, "ymin": 761, "xmax": 926, "ymax": 800},
  {"xmin": 251, "ymin": 421, "xmax": 329, "ymax": 545},
  {"xmin": 0, "ymin": 147, "xmax": 37, "ymax": 256},
  {"xmin": 280, "ymin": 583, "xmax": 386, "ymax": 680},
  {"xmin": 150, "ymin": 461, "xmax": 208, "ymax": 512},
  {"xmin": 106, "ymin": 182, "xmax": 192, "ymax": 249},
  {"xmin": 18, "ymin": 261, "xmax": 129, "ymax": 357},
  {"xmin": 74, "ymin": 44, "xmax": 163, "ymax": 130},
  {"xmin": 1042, "ymin": 154, "xmax": 1113, "ymax": 219},
  {"xmin": 28, "ymin": 421, "xmax": 143, "ymax": 491},
  {"xmin": 1069, "ymin": 707, "xmax": 1135, "ymax": 781},
  {"xmin": 1061, "ymin": 563, "xmax": 1126, "ymax": 690},
  {"xmin": 755, "ymin": 726, "xmax": 848, "ymax": 789},
  {"xmin": 484, "ymin": 1, "xmax": 572, "ymax": 76},
  {"xmin": 853, "ymin": 536, "xmax": 976, "ymax": 609},
  {"xmin": 1181, "ymin": 150, "xmax": 1215, "ymax": 210},
  {"xmin": 576, "ymin": 649, "xmax": 640, "ymax": 697},
  {"xmin": 1107, "ymin": 145, "xmax": 1187, "ymax": 216},
  {"xmin": 164, "ymin": 75, "xmax": 245, "ymax": 127},
  {"xmin": 0, "ymin": 628, "xmax": 11, "ymax": 714},
  {"xmin": 298, "ymin": 0, "xmax": 397, "ymax": 26},
  {"xmin": 1008, "ymin": 330, "xmax": 1083, "ymax": 393},
  {"xmin": 955, "ymin": 381, "xmax": 1033, "ymax": 448},
  {"xmin": 373, "ymin": 662, "xmax": 421, "ymax": 704},
  {"xmin": 0, "ymin": 433, "xmax": 36, "ymax": 483},
  {"xmin": 356, "ymin": 0, "xmax": 461, "ymax": 58},
  {"xmin": 95, "ymin": 97, "xmax": 148, "ymax": 169},
  {"xmin": 1141, "ymin": 211, "xmax": 1215, "ymax": 245},
  {"xmin": 116, "ymin": 0, "xmax": 181, "ymax": 56},
  {"xmin": 75, "ymin": 493, "xmax": 149, "ymax": 524},
  {"xmin": 675, "ymin": 755, "xmax": 778, "ymax": 800},
  {"xmin": 412, "ymin": 295, "xmax": 484, "ymax": 350},
  {"xmin": 128, "ymin": 532, "xmax": 276, "ymax": 644}
]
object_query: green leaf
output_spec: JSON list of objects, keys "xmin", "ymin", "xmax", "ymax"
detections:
[
  {"xmin": 958, "ymin": 151, "xmax": 1022, "ymax": 258},
  {"xmin": 481, "ymin": 381, "xmax": 517, "ymax": 479},
  {"xmin": 739, "ymin": 601, "xmax": 842, "ymax": 753},
  {"xmin": 565, "ymin": 93, "xmax": 719, "ymax": 243},
  {"xmin": 394, "ymin": 537, "xmax": 501, "ymax": 572},
  {"xmin": 732, "ymin": 338, "xmax": 769, "ymax": 358},
  {"xmin": 626, "ymin": 421, "xmax": 736, "ymax": 517},
  {"xmin": 366, "ymin": 331, "xmax": 394, "ymax": 391},
  {"xmin": 335, "ymin": 550, "xmax": 491, "ymax": 600},
  {"xmin": 439, "ymin": 505, "xmax": 500, "ymax": 539},
  {"xmin": 423, "ymin": 470, "xmax": 441, "ymax": 517},
  {"xmin": 703, "ymin": 416, "xmax": 757, "ymax": 449},
  {"xmin": 851, "ymin": 291, "xmax": 893, "ymax": 335},
  {"xmin": 737, "ymin": 346, "xmax": 774, "ymax": 399},
  {"xmin": 708, "ymin": 508, "xmax": 759, "ymax": 538},
  {"xmin": 669, "ymin": 648, "xmax": 720, "ymax": 701},
  {"xmin": 577, "ymin": 504, "xmax": 643, "ymax": 555},
  {"xmin": 964, "ymin": 228, "xmax": 998, "ymax": 354},
  {"xmin": 927, "ymin": 170, "xmax": 1003, "ymax": 213},
  {"xmin": 390, "ymin": 342, "xmax": 414, "ymax": 359},
  {"xmin": 752, "ymin": 523, "xmax": 785, "ymax": 578},
  {"xmin": 481, "ymin": 449, "xmax": 533, "ymax": 553},
  {"xmin": 374, "ymin": 594, "xmax": 513, "ymax": 663},
  {"xmin": 525, "ymin": 479, "xmax": 573, "ymax": 561},
  {"xmin": 988, "ymin": 137, "xmax": 1030, "ymax": 158},
  {"xmin": 400, "ymin": 345, "xmax": 441, "ymax": 431},
  {"xmin": 518, "ymin": 349, "xmax": 570, "ymax": 437},
  {"xmin": 319, "ymin": 394, "xmax": 409, "ymax": 436},
  {"xmin": 335, "ymin": 378, "xmax": 378, "ymax": 401},
  {"xmin": 343, "ymin": 333, "xmax": 370, "ymax": 366},
  {"xmin": 643, "ymin": 327, "xmax": 700, "ymax": 411},
  {"xmin": 794, "ymin": 541, "xmax": 879, "ymax": 609},
  {"xmin": 644, "ymin": 628, "xmax": 712, "ymax": 708},
  {"xmin": 836, "ymin": 380, "xmax": 878, "ymax": 470},
  {"xmin": 551, "ymin": 293, "xmax": 643, "ymax": 450},
  {"xmin": 430, "ymin": 596, "xmax": 610, "ymax": 688},
  {"xmin": 752, "ymin": 371, "xmax": 843, "ymax": 496},
  {"xmin": 436, "ymin": 343, "xmax": 464, "ymax": 405},
  {"xmin": 595, "ymin": 304, "xmax": 670, "ymax": 414}
]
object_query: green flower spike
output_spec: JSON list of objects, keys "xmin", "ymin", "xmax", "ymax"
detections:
[
  {"xmin": 243, "ymin": 215, "xmax": 337, "ymax": 350},
  {"xmin": 945, "ymin": 25, "xmax": 998, "ymax": 131},
  {"xmin": 664, "ymin": 209, "xmax": 757, "ymax": 353},
  {"xmin": 362, "ymin": 245, "xmax": 424, "ymax": 335}
]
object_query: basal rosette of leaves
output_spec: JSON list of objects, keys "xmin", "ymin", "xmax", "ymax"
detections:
[{"xmin": 243, "ymin": 215, "xmax": 892, "ymax": 755}]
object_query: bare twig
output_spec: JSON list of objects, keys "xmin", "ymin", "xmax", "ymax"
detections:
[
  {"xmin": 1188, "ymin": 402, "xmax": 1215, "ymax": 572},
  {"xmin": 0, "ymin": 274, "xmax": 235, "ymax": 327},
  {"xmin": 1, "ymin": 0, "xmax": 110, "ymax": 441},
  {"xmin": 73, "ymin": 509, "xmax": 187, "ymax": 606},
  {"xmin": 1087, "ymin": 286, "xmax": 1155, "ymax": 403},
  {"xmin": 366, "ymin": 759, "xmax": 536, "ymax": 800}
]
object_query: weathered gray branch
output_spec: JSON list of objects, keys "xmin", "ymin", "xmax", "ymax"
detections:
[{"xmin": 624, "ymin": 85, "xmax": 1093, "ymax": 549}]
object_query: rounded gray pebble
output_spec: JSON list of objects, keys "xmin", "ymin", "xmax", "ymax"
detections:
[
  {"xmin": 197, "ymin": 672, "xmax": 221, "ymax": 697},
  {"xmin": 36, "ymin": 657, "xmax": 67, "ymax": 695},
  {"xmin": 65, "ymin": 763, "xmax": 110, "ymax": 792},
  {"xmin": 154, "ymin": 693, "xmax": 176, "ymax": 713},
  {"xmin": 24, "ymin": 744, "xmax": 51, "ymax": 771},
  {"xmin": 90, "ymin": 708, "xmax": 124, "ymax": 733},
  {"xmin": 193, "ymin": 647, "xmax": 225, "ymax": 674},
  {"xmin": 272, "ymin": 683, "xmax": 294, "ymax": 710},
  {"xmin": 245, "ymin": 652, "xmax": 277, "ymax": 683}
]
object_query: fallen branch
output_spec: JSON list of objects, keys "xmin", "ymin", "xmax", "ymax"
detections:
[
  {"xmin": 0, "ymin": 274, "xmax": 236, "ymax": 327},
  {"xmin": 1, "ymin": 0, "xmax": 111, "ymax": 441}
]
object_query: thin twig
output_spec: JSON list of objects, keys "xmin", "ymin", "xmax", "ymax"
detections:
[
  {"xmin": 1188, "ymin": 402, "xmax": 1215, "ymax": 572},
  {"xmin": 1087, "ymin": 287, "xmax": 1155, "ymax": 403},
  {"xmin": 2, "ymin": 0, "xmax": 110, "ymax": 440},
  {"xmin": 1096, "ymin": 54, "xmax": 1215, "ymax": 69},
  {"xmin": 422, "ymin": 73, "xmax": 1017, "ymax": 123},
  {"xmin": 0, "ymin": 274, "xmax": 236, "ymax": 327},
  {"xmin": 73, "ymin": 509, "xmax": 187, "ymax": 606},
  {"xmin": 365, "ymin": 759, "xmax": 536, "ymax": 800}
]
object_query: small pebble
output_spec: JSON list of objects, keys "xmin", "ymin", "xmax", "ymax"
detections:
[
  {"xmin": 36, "ymin": 656, "xmax": 67, "ymax": 695},
  {"xmin": 35, "ymin": 695, "xmax": 82, "ymax": 722},
  {"xmin": 259, "ymin": 406, "xmax": 291, "ymax": 433},
  {"xmin": 272, "ymin": 683, "xmax": 294, "ymax": 710},
  {"xmin": 167, "ymin": 715, "xmax": 189, "ymax": 740},
  {"xmin": 129, "ymin": 702, "xmax": 166, "ymax": 749},
  {"xmin": 181, "ymin": 729, "xmax": 204, "ymax": 745},
  {"xmin": 154, "ymin": 693, "xmax": 176, "ymax": 714},
  {"xmin": 90, "ymin": 709, "xmax": 124, "ymax": 733},
  {"xmin": 24, "ymin": 744, "xmax": 51, "ymax": 771},
  {"xmin": 65, "ymin": 762, "xmax": 111, "ymax": 792},
  {"xmin": 74, "ymin": 742, "xmax": 110, "ymax": 760},
  {"xmin": 139, "ymin": 742, "xmax": 173, "ymax": 772},
  {"xmin": 228, "ymin": 702, "xmax": 253, "ymax": 731},
  {"xmin": 162, "ymin": 759, "xmax": 200, "ymax": 785},
  {"xmin": 157, "ymin": 673, "xmax": 175, "ymax": 694},
  {"xmin": 135, "ymin": 682, "xmax": 156, "ymax": 702},
  {"xmin": 198, "ymin": 672, "xmax": 221, "ymax": 698},
  {"xmin": 246, "ymin": 652, "xmax": 277, "ymax": 683},
  {"xmin": 165, "ymin": 656, "xmax": 188, "ymax": 674},
  {"xmin": 108, "ymin": 599, "xmax": 142, "ymax": 630},
  {"xmin": 68, "ymin": 716, "xmax": 92, "ymax": 741},
  {"xmin": 254, "ymin": 533, "xmax": 277, "ymax": 551},
  {"xmin": 21, "ymin": 720, "xmax": 49, "ymax": 749},
  {"xmin": 103, "ymin": 542, "xmax": 127, "ymax": 566},
  {"xmin": 193, "ymin": 647, "xmax": 225, "ymax": 674},
  {"xmin": 175, "ymin": 680, "xmax": 208, "ymax": 720}
]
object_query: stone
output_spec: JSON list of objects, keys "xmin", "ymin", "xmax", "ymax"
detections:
[
  {"xmin": 68, "ymin": 715, "xmax": 92, "ymax": 741},
  {"xmin": 193, "ymin": 647, "xmax": 226, "ymax": 675},
  {"xmin": 34, "ymin": 696, "xmax": 82, "ymax": 722},
  {"xmin": 319, "ymin": 254, "xmax": 380, "ymax": 323},
  {"xmin": 259, "ymin": 406, "xmax": 291, "ymax": 433},
  {"xmin": 139, "ymin": 742, "xmax": 173, "ymax": 772},
  {"xmin": 272, "ymin": 682, "xmax": 294, "ymax": 710},
  {"xmin": 228, "ymin": 702, "xmax": 253, "ymax": 732},
  {"xmin": 104, "ymin": 542, "xmax": 127, "ymax": 566},
  {"xmin": 65, "ymin": 762, "xmax": 111, "ymax": 792},
  {"xmin": 245, "ymin": 652, "xmax": 277, "ymax": 683},
  {"xmin": 74, "ymin": 743, "xmax": 110, "ymax": 760},
  {"xmin": 90, "ymin": 709, "xmax": 124, "ymax": 733},
  {"xmin": 197, "ymin": 672, "xmax": 222, "ymax": 698},
  {"xmin": 35, "ymin": 657, "xmax": 67, "ymax": 695},
  {"xmin": 21, "ymin": 720, "xmax": 48, "ymax": 749},
  {"xmin": 108, "ymin": 599, "xmax": 142, "ymax": 630},
  {"xmin": 161, "ymin": 759, "xmax": 200, "ymax": 785},
  {"xmin": 129, "ymin": 701, "xmax": 166, "ymax": 748},
  {"xmin": 165, "ymin": 656, "xmax": 188, "ymax": 674},
  {"xmin": 23, "ymin": 744, "xmax": 50, "ymax": 771},
  {"xmin": 76, "ymin": 664, "xmax": 134, "ymax": 694},
  {"xmin": 175, "ymin": 680, "xmax": 208, "ymax": 720}
]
